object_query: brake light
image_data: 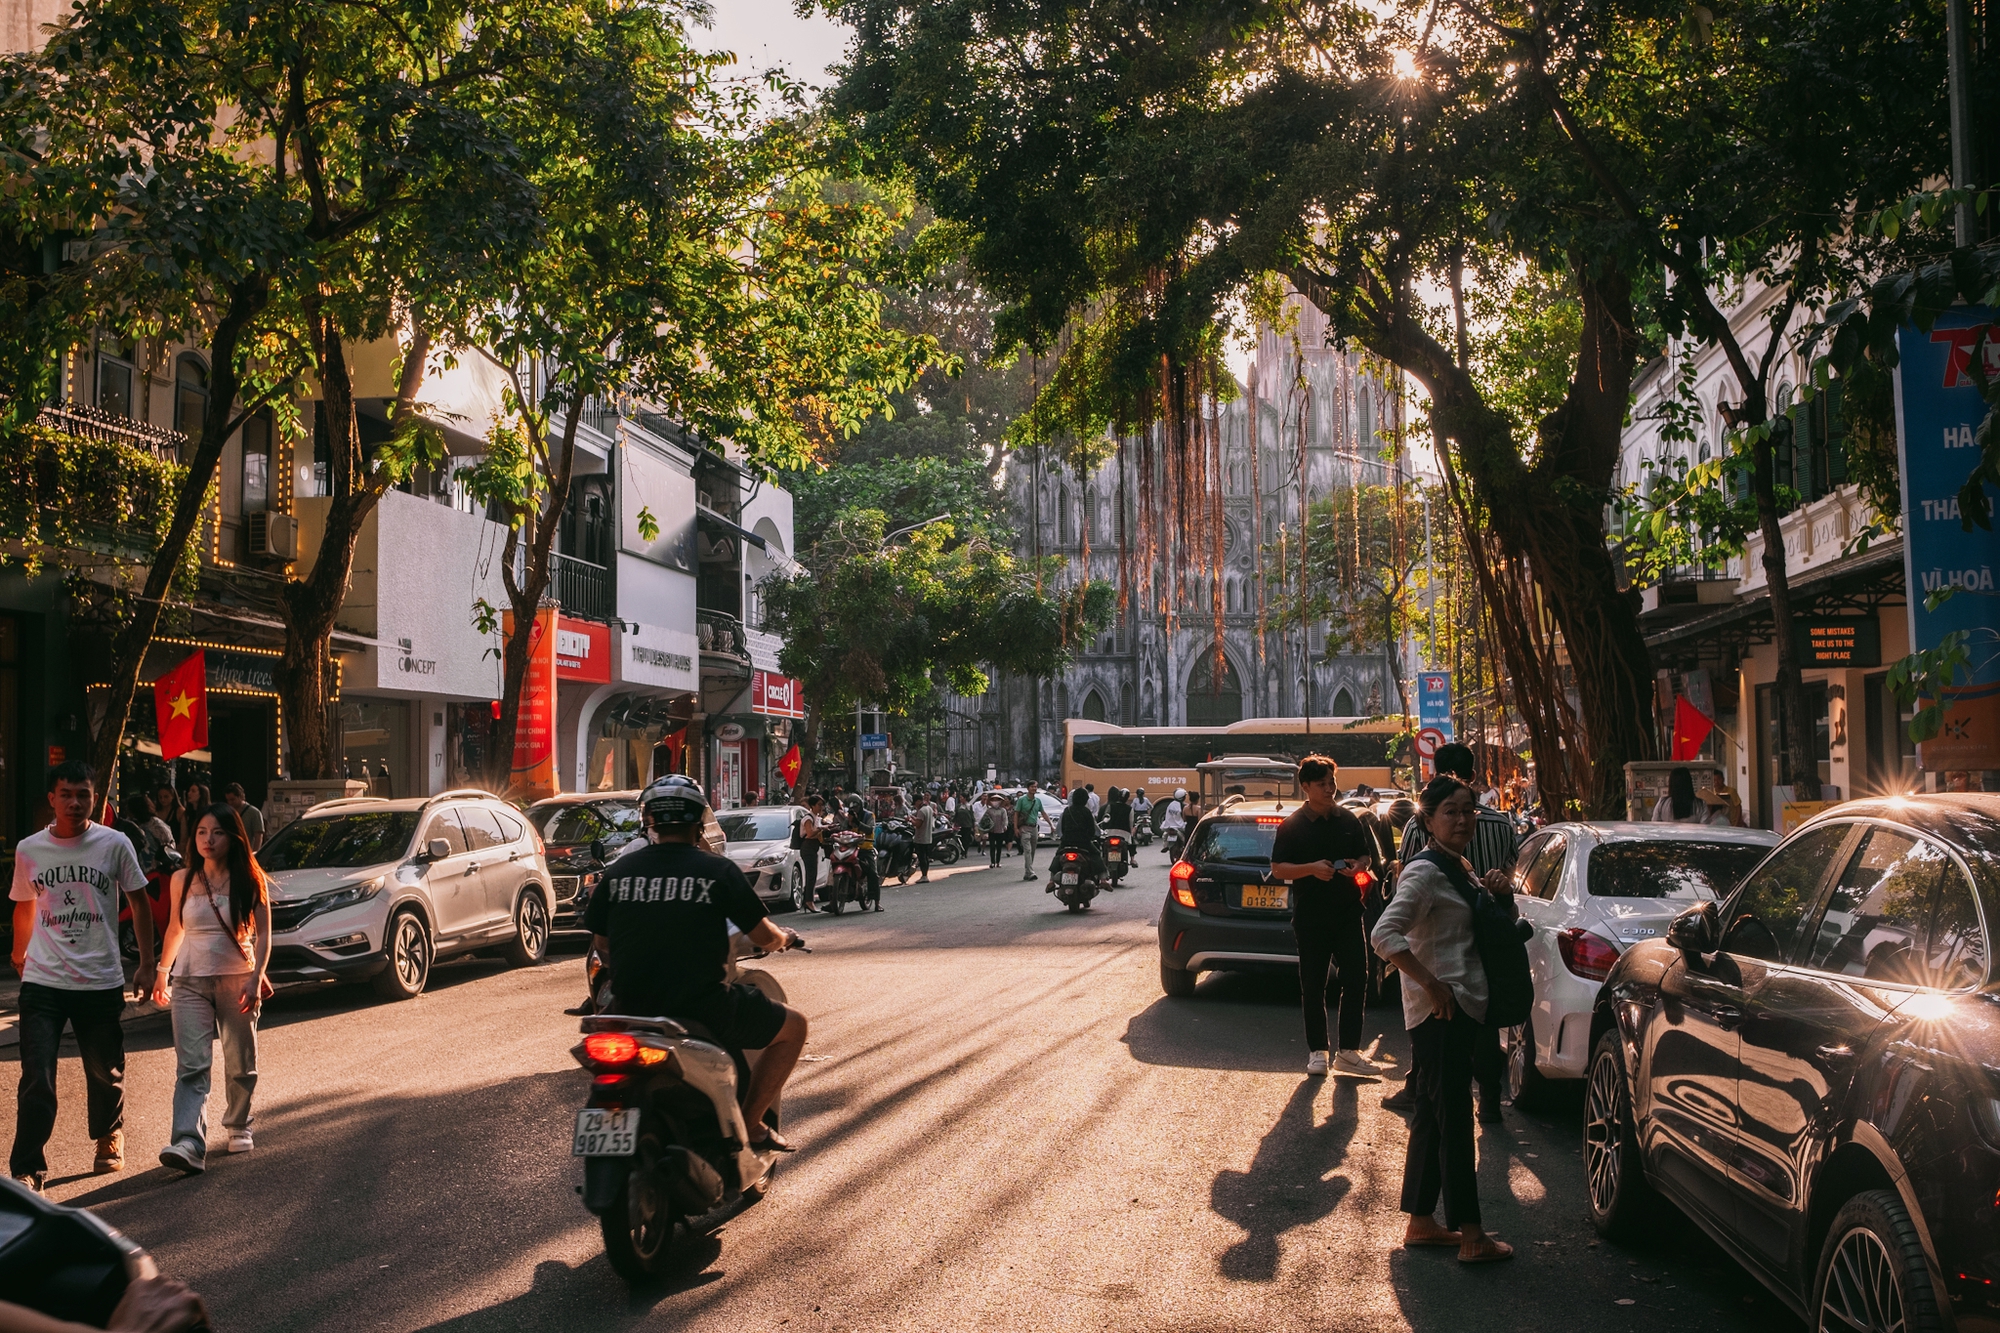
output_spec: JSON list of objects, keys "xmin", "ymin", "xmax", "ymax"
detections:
[
  {"xmin": 1171, "ymin": 860, "xmax": 1195, "ymax": 881},
  {"xmin": 584, "ymin": 1033, "xmax": 639, "ymax": 1064},
  {"xmin": 1256, "ymin": 816, "xmax": 1282, "ymax": 826},
  {"xmin": 1352, "ymin": 869, "xmax": 1374, "ymax": 890},
  {"xmin": 535, "ymin": 830, "xmax": 546, "ymax": 856},
  {"xmin": 1170, "ymin": 859, "xmax": 1197, "ymax": 907},
  {"xmin": 1064, "ymin": 851, "xmax": 1079, "ymax": 862},
  {"xmin": 1557, "ymin": 928, "xmax": 1620, "ymax": 981}
]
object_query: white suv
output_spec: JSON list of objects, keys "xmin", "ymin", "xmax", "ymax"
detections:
[{"xmin": 260, "ymin": 790, "xmax": 556, "ymax": 1001}]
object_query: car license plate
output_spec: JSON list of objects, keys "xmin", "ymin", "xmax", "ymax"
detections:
[
  {"xmin": 1240, "ymin": 884, "xmax": 1290, "ymax": 911},
  {"xmin": 1062, "ymin": 872, "xmax": 1079, "ymax": 884},
  {"xmin": 571, "ymin": 1107, "xmax": 639, "ymax": 1157}
]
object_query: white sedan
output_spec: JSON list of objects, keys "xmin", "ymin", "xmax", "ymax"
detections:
[{"xmin": 1503, "ymin": 820, "xmax": 1779, "ymax": 1108}]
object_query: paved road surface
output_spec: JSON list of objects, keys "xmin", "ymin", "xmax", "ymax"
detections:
[{"xmin": 11, "ymin": 850, "xmax": 1800, "ymax": 1331}]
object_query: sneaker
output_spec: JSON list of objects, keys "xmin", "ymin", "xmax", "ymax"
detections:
[
  {"xmin": 10, "ymin": 1172, "xmax": 44, "ymax": 1194},
  {"xmin": 1381, "ymin": 1086, "xmax": 1416, "ymax": 1112},
  {"xmin": 1306, "ymin": 1050, "xmax": 1330, "ymax": 1076},
  {"xmin": 158, "ymin": 1143, "xmax": 205, "ymax": 1175},
  {"xmin": 93, "ymin": 1130, "xmax": 124, "ymax": 1173},
  {"xmin": 1332, "ymin": 1050, "xmax": 1390, "ymax": 1078},
  {"xmin": 227, "ymin": 1130, "xmax": 254, "ymax": 1154}
]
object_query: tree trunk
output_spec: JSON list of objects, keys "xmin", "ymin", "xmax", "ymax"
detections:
[
  {"xmin": 88, "ymin": 279, "xmax": 269, "ymax": 815},
  {"xmin": 1752, "ymin": 416, "xmax": 1821, "ymax": 800}
]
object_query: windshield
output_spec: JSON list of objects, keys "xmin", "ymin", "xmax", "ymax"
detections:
[
  {"xmin": 260, "ymin": 812, "xmax": 419, "ymax": 871},
  {"xmin": 1189, "ymin": 819, "xmax": 1277, "ymax": 866},
  {"xmin": 719, "ymin": 811, "xmax": 793, "ymax": 842},
  {"xmin": 1588, "ymin": 840, "xmax": 1769, "ymax": 900}
]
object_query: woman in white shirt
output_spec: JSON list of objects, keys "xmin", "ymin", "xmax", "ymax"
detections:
[
  {"xmin": 1371, "ymin": 775, "xmax": 1517, "ymax": 1264},
  {"xmin": 1650, "ymin": 766, "xmax": 1730, "ymax": 825}
]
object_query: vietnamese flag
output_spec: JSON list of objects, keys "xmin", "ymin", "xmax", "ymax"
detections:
[
  {"xmin": 778, "ymin": 744, "xmax": 802, "ymax": 788},
  {"xmin": 1670, "ymin": 695, "xmax": 1714, "ymax": 761},
  {"xmin": 154, "ymin": 651, "xmax": 209, "ymax": 761}
]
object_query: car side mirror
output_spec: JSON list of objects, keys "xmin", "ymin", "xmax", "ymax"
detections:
[
  {"xmin": 1667, "ymin": 902, "xmax": 1719, "ymax": 960},
  {"xmin": 425, "ymin": 838, "xmax": 452, "ymax": 862},
  {"xmin": 589, "ymin": 838, "xmax": 606, "ymax": 864}
]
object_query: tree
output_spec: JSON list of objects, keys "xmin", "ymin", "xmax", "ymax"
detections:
[{"xmin": 759, "ymin": 510, "xmax": 1113, "ymax": 782}]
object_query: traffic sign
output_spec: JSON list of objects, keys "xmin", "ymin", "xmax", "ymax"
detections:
[
  {"xmin": 1414, "ymin": 727, "xmax": 1446, "ymax": 760},
  {"xmin": 859, "ymin": 732, "xmax": 890, "ymax": 750}
]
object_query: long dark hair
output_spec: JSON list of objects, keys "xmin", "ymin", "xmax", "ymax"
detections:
[
  {"xmin": 1668, "ymin": 766, "xmax": 1696, "ymax": 819},
  {"xmin": 190, "ymin": 801, "xmax": 268, "ymax": 939}
]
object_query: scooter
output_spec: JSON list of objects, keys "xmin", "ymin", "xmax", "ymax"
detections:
[
  {"xmin": 876, "ymin": 819, "xmax": 915, "ymax": 884},
  {"xmin": 1100, "ymin": 828, "xmax": 1132, "ymax": 883},
  {"xmin": 1132, "ymin": 820, "xmax": 1153, "ymax": 847},
  {"xmin": 1046, "ymin": 844, "xmax": 1110, "ymax": 912},
  {"xmin": 0, "ymin": 1175, "xmax": 200, "ymax": 1329},
  {"xmin": 823, "ymin": 832, "xmax": 876, "ymax": 914},
  {"xmin": 571, "ymin": 934, "xmax": 806, "ymax": 1280},
  {"xmin": 1161, "ymin": 824, "xmax": 1186, "ymax": 862},
  {"xmin": 932, "ymin": 831, "xmax": 964, "ymax": 866}
]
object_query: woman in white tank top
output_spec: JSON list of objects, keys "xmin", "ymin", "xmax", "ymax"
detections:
[{"xmin": 150, "ymin": 801, "xmax": 271, "ymax": 1173}]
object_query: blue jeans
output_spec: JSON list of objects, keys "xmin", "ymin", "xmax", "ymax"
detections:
[
  {"xmin": 169, "ymin": 973, "xmax": 260, "ymax": 1160},
  {"xmin": 11, "ymin": 982, "xmax": 127, "ymax": 1177}
]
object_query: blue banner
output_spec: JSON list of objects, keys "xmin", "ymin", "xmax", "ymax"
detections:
[
  {"xmin": 1417, "ymin": 671, "xmax": 1453, "ymax": 740},
  {"xmin": 1894, "ymin": 307, "xmax": 2000, "ymax": 771}
]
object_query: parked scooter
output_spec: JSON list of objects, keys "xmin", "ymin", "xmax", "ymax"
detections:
[
  {"xmin": 823, "ymin": 831, "xmax": 874, "ymax": 914},
  {"xmin": 1045, "ymin": 843, "xmax": 1111, "ymax": 912},
  {"xmin": 876, "ymin": 818, "xmax": 916, "ymax": 884},
  {"xmin": 0, "ymin": 1175, "xmax": 209, "ymax": 1330},
  {"xmin": 571, "ymin": 933, "xmax": 807, "ymax": 1280},
  {"xmin": 932, "ymin": 830, "xmax": 964, "ymax": 866}
]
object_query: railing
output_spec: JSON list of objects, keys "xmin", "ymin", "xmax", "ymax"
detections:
[
  {"xmin": 36, "ymin": 403, "xmax": 187, "ymax": 462},
  {"xmin": 697, "ymin": 608, "xmax": 746, "ymax": 659},
  {"xmin": 551, "ymin": 551, "xmax": 614, "ymax": 621}
]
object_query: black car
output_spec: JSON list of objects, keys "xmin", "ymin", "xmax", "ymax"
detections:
[
  {"xmin": 1157, "ymin": 802, "xmax": 1302, "ymax": 997},
  {"xmin": 1586, "ymin": 794, "xmax": 2000, "ymax": 1332},
  {"xmin": 525, "ymin": 796, "xmax": 645, "ymax": 930}
]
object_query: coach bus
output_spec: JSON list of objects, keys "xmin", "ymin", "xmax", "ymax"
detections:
[{"xmin": 1060, "ymin": 716, "xmax": 1409, "ymax": 798}]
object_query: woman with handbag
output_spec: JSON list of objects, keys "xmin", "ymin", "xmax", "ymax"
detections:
[
  {"xmin": 1370, "ymin": 774, "xmax": 1519, "ymax": 1263},
  {"xmin": 149, "ymin": 802, "xmax": 272, "ymax": 1174}
]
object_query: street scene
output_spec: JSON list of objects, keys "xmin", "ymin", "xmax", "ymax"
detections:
[{"xmin": 1, "ymin": 0, "xmax": 1998, "ymax": 1329}]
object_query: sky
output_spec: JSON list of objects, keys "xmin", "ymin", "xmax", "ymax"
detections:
[{"xmin": 696, "ymin": 0, "xmax": 855, "ymax": 90}]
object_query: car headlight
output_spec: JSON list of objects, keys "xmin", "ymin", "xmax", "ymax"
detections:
[
  {"xmin": 753, "ymin": 853, "xmax": 787, "ymax": 868},
  {"xmin": 309, "ymin": 875, "xmax": 386, "ymax": 915}
]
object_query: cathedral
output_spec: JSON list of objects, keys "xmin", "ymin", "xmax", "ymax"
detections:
[{"xmin": 949, "ymin": 302, "xmax": 1418, "ymax": 782}]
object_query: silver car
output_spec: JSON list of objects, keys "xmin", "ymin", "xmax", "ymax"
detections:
[
  {"xmin": 716, "ymin": 806, "xmax": 824, "ymax": 912},
  {"xmin": 260, "ymin": 790, "xmax": 556, "ymax": 1001}
]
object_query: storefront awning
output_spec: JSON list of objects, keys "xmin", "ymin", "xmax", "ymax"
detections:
[
  {"xmin": 1644, "ymin": 540, "xmax": 1906, "ymax": 670},
  {"xmin": 695, "ymin": 505, "xmax": 768, "ymax": 551}
]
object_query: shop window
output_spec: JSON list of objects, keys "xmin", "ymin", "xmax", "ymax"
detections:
[
  {"xmin": 175, "ymin": 353, "xmax": 208, "ymax": 444},
  {"xmin": 96, "ymin": 335, "xmax": 135, "ymax": 418},
  {"xmin": 1863, "ymin": 671, "xmax": 1919, "ymax": 795},
  {"xmin": 241, "ymin": 410, "xmax": 272, "ymax": 515},
  {"xmin": 1754, "ymin": 680, "xmax": 1830, "ymax": 827},
  {"xmin": 340, "ymin": 697, "xmax": 410, "ymax": 797}
]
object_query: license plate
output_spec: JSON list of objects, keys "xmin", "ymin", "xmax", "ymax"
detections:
[
  {"xmin": 571, "ymin": 1107, "xmax": 639, "ymax": 1157},
  {"xmin": 1240, "ymin": 884, "xmax": 1290, "ymax": 911},
  {"xmin": 1062, "ymin": 873, "xmax": 1079, "ymax": 885},
  {"xmin": 1108, "ymin": 851, "xmax": 1124, "ymax": 862}
]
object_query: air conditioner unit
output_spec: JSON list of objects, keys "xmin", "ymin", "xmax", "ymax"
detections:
[{"xmin": 248, "ymin": 512, "xmax": 298, "ymax": 560}]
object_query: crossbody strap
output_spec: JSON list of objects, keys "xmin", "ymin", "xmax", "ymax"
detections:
[{"xmin": 191, "ymin": 866, "xmax": 254, "ymax": 961}]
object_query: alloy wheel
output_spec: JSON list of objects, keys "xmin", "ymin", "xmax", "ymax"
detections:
[
  {"xmin": 1505, "ymin": 1025, "xmax": 1528, "ymax": 1100},
  {"xmin": 1583, "ymin": 1051, "xmax": 1624, "ymax": 1216},
  {"xmin": 519, "ymin": 895, "xmax": 549, "ymax": 959},
  {"xmin": 392, "ymin": 915, "xmax": 430, "ymax": 992},
  {"xmin": 1819, "ymin": 1226, "xmax": 1906, "ymax": 1333}
]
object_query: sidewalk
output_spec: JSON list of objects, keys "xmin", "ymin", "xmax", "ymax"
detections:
[{"xmin": 0, "ymin": 965, "xmax": 171, "ymax": 1050}]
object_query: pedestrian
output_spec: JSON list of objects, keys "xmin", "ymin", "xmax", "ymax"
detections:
[
  {"xmin": 1085, "ymin": 783, "xmax": 1100, "ymax": 817},
  {"xmin": 151, "ymin": 802, "xmax": 271, "ymax": 1173},
  {"xmin": 1014, "ymin": 782, "xmax": 1044, "ymax": 880},
  {"xmin": 1392, "ymin": 742, "xmax": 1517, "ymax": 1120},
  {"xmin": 1370, "ymin": 773, "xmax": 1517, "ymax": 1263},
  {"xmin": 9, "ymin": 761, "xmax": 157, "ymax": 1191},
  {"xmin": 1651, "ymin": 766, "xmax": 1729, "ymax": 825},
  {"xmin": 152, "ymin": 783, "xmax": 183, "ymax": 846},
  {"xmin": 797, "ymin": 797, "xmax": 824, "ymax": 911},
  {"xmin": 125, "ymin": 792, "xmax": 181, "ymax": 873},
  {"xmin": 982, "ymin": 794, "xmax": 1010, "ymax": 868},
  {"xmin": 910, "ymin": 795, "xmax": 936, "ymax": 882},
  {"xmin": 178, "ymin": 783, "xmax": 210, "ymax": 852},
  {"xmin": 1269, "ymin": 755, "xmax": 1396, "ymax": 1078},
  {"xmin": 222, "ymin": 782, "xmax": 264, "ymax": 851}
]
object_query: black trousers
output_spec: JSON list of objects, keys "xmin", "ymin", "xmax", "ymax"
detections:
[
  {"xmin": 12, "ymin": 982, "xmax": 128, "ymax": 1177},
  {"xmin": 915, "ymin": 844, "xmax": 932, "ymax": 875},
  {"xmin": 798, "ymin": 845, "xmax": 819, "ymax": 904},
  {"xmin": 1405, "ymin": 1011, "xmax": 1505, "ymax": 1103},
  {"xmin": 988, "ymin": 830, "xmax": 1006, "ymax": 865},
  {"xmin": 1294, "ymin": 910, "xmax": 1368, "ymax": 1052},
  {"xmin": 1400, "ymin": 1009, "xmax": 1483, "ymax": 1228}
]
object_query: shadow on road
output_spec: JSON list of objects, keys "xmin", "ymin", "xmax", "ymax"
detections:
[
  {"xmin": 1211, "ymin": 1078, "xmax": 1363, "ymax": 1279},
  {"xmin": 1120, "ymin": 969, "xmax": 1404, "ymax": 1074},
  {"xmin": 414, "ymin": 1253, "xmax": 724, "ymax": 1332}
]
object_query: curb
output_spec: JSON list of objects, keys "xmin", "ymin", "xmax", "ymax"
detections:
[{"xmin": 0, "ymin": 994, "xmax": 171, "ymax": 1052}]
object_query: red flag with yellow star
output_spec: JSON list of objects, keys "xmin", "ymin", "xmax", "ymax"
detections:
[
  {"xmin": 1670, "ymin": 695, "xmax": 1714, "ymax": 761},
  {"xmin": 154, "ymin": 651, "xmax": 209, "ymax": 761}
]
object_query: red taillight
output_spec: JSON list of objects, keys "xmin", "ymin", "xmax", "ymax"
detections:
[
  {"xmin": 1352, "ymin": 869, "xmax": 1374, "ymax": 890},
  {"xmin": 1256, "ymin": 816, "xmax": 1282, "ymax": 826},
  {"xmin": 1170, "ymin": 860, "xmax": 1195, "ymax": 881},
  {"xmin": 535, "ymin": 830, "xmax": 546, "ymax": 856},
  {"xmin": 1556, "ymin": 928, "xmax": 1620, "ymax": 981},
  {"xmin": 1064, "ymin": 851, "xmax": 1079, "ymax": 862},
  {"xmin": 1170, "ymin": 860, "xmax": 1197, "ymax": 908},
  {"xmin": 584, "ymin": 1033, "xmax": 639, "ymax": 1064}
]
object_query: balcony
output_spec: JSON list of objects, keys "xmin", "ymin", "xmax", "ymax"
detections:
[
  {"xmin": 37, "ymin": 403, "xmax": 187, "ymax": 462},
  {"xmin": 697, "ymin": 608, "xmax": 747, "ymax": 661},
  {"xmin": 551, "ymin": 551, "xmax": 614, "ymax": 621}
]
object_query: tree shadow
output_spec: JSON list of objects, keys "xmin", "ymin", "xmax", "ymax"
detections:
[
  {"xmin": 1211, "ymin": 1078, "xmax": 1363, "ymax": 1280},
  {"xmin": 1121, "ymin": 970, "xmax": 1407, "ymax": 1074},
  {"xmin": 413, "ymin": 1252, "xmax": 724, "ymax": 1332}
]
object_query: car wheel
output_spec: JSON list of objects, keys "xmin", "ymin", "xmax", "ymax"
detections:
[
  {"xmin": 1583, "ymin": 1027, "xmax": 1657, "ymax": 1238},
  {"xmin": 371, "ymin": 910, "xmax": 432, "ymax": 1001},
  {"xmin": 1506, "ymin": 1018, "xmax": 1555, "ymax": 1110},
  {"xmin": 505, "ymin": 890, "xmax": 550, "ymax": 967},
  {"xmin": 788, "ymin": 866, "xmax": 806, "ymax": 913},
  {"xmin": 1160, "ymin": 960, "xmax": 1198, "ymax": 998},
  {"xmin": 1813, "ymin": 1189, "xmax": 1948, "ymax": 1333}
]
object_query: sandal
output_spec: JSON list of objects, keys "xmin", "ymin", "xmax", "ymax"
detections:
[
  {"xmin": 1458, "ymin": 1239, "xmax": 1515, "ymax": 1264},
  {"xmin": 1403, "ymin": 1233, "xmax": 1462, "ymax": 1248},
  {"xmin": 750, "ymin": 1127, "xmax": 798, "ymax": 1153}
]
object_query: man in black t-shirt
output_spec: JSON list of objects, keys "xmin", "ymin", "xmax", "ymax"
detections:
[
  {"xmin": 1269, "ymin": 755, "xmax": 1395, "ymax": 1079},
  {"xmin": 584, "ymin": 775, "xmax": 807, "ymax": 1151}
]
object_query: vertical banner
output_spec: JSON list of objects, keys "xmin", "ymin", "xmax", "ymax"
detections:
[
  {"xmin": 1895, "ymin": 309, "xmax": 2000, "ymax": 771},
  {"xmin": 1417, "ymin": 671, "xmax": 1453, "ymax": 741},
  {"xmin": 153, "ymin": 651, "xmax": 210, "ymax": 761},
  {"xmin": 504, "ymin": 607, "xmax": 559, "ymax": 800}
]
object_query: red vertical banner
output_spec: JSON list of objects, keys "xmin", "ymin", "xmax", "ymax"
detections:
[
  {"xmin": 504, "ymin": 608, "xmax": 559, "ymax": 800},
  {"xmin": 154, "ymin": 651, "xmax": 209, "ymax": 761}
]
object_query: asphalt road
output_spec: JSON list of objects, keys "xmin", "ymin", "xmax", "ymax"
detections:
[{"xmin": 12, "ymin": 848, "xmax": 1802, "ymax": 1332}]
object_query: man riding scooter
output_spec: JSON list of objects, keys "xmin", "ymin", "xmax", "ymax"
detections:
[
  {"xmin": 583, "ymin": 775, "xmax": 807, "ymax": 1152},
  {"xmin": 1056, "ymin": 788, "xmax": 1108, "ymax": 884}
]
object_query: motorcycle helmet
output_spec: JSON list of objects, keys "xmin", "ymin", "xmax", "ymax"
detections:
[
  {"xmin": 1175, "ymin": 788, "xmax": 1188, "ymax": 801},
  {"xmin": 639, "ymin": 773, "xmax": 709, "ymax": 828}
]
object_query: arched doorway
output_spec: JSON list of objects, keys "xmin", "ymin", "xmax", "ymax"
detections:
[
  {"xmin": 1079, "ymin": 689, "xmax": 1107, "ymax": 722},
  {"xmin": 1332, "ymin": 687, "xmax": 1356, "ymax": 717},
  {"xmin": 1185, "ymin": 651, "xmax": 1243, "ymax": 726}
]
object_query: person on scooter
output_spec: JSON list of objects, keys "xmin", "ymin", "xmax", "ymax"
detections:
[
  {"xmin": 1056, "ymin": 787, "xmax": 1106, "ymax": 883},
  {"xmin": 583, "ymin": 775, "xmax": 807, "ymax": 1153},
  {"xmin": 1102, "ymin": 787, "xmax": 1133, "ymax": 833},
  {"xmin": 1160, "ymin": 788, "xmax": 1188, "ymax": 854}
]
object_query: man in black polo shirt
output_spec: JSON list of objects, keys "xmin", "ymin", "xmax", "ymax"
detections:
[{"xmin": 1270, "ymin": 755, "xmax": 1396, "ymax": 1078}]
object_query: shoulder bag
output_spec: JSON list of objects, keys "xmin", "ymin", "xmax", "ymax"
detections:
[{"xmin": 1413, "ymin": 847, "xmax": 1533, "ymax": 1028}]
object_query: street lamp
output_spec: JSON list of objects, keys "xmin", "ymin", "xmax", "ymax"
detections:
[{"xmin": 881, "ymin": 513, "xmax": 951, "ymax": 548}]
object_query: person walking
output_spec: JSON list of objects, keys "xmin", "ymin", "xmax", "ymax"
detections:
[
  {"xmin": 1269, "ymin": 755, "xmax": 1396, "ymax": 1078},
  {"xmin": 9, "ymin": 761, "xmax": 157, "ymax": 1191},
  {"xmin": 177, "ymin": 783, "xmax": 210, "ymax": 855},
  {"xmin": 150, "ymin": 802, "xmax": 271, "ymax": 1173},
  {"xmin": 910, "ymin": 795, "xmax": 936, "ymax": 882},
  {"xmin": 1371, "ymin": 774, "xmax": 1517, "ymax": 1264},
  {"xmin": 1014, "ymin": 783, "xmax": 1044, "ymax": 881},
  {"xmin": 797, "ymin": 798, "xmax": 824, "ymax": 912},
  {"xmin": 982, "ymin": 794, "xmax": 1011, "ymax": 868},
  {"xmin": 221, "ymin": 783, "xmax": 264, "ymax": 851}
]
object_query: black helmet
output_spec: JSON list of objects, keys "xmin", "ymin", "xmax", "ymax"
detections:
[{"xmin": 640, "ymin": 774, "xmax": 709, "ymax": 828}]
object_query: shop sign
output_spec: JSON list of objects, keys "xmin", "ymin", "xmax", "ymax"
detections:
[
  {"xmin": 142, "ymin": 640, "xmax": 278, "ymax": 695},
  {"xmin": 620, "ymin": 621, "xmax": 699, "ymax": 692},
  {"xmin": 1895, "ymin": 308, "xmax": 2000, "ymax": 769},
  {"xmin": 555, "ymin": 616, "xmax": 611, "ymax": 683},
  {"xmin": 504, "ymin": 607, "xmax": 558, "ymax": 800},
  {"xmin": 751, "ymin": 670, "xmax": 805, "ymax": 718},
  {"xmin": 715, "ymin": 721, "xmax": 747, "ymax": 742},
  {"xmin": 1790, "ymin": 618, "xmax": 1881, "ymax": 668},
  {"xmin": 1416, "ymin": 671, "xmax": 1452, "ymax": 739}
]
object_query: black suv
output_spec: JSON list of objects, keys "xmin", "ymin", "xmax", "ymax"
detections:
[
  {"xmin": 1156, "ymin": 802, "xmax": 1300, "ymax": 997},
  {"xmin": 525, "ymin": 795, "xmax": 645, "ymax": 931},
  {"xmin": 1586, "ymin": 795, "xmax": 2000, "ymax": 1331}
]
